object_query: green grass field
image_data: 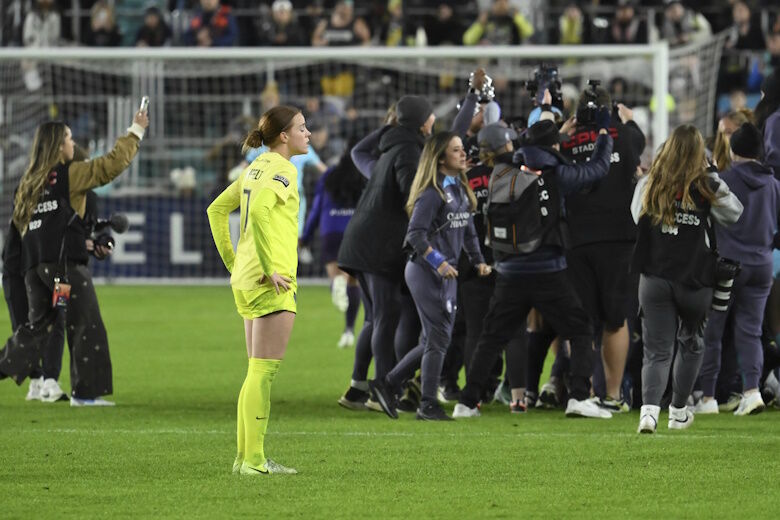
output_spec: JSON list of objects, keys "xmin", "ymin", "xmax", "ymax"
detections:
[{"xmin": 1, "ymin": 285, "xmax": 778, "ymax": 519}]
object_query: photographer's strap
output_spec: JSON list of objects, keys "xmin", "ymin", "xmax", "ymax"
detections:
[{"xmin": 57, "ymin": 212, "xmax": 78, "ymax": 279}]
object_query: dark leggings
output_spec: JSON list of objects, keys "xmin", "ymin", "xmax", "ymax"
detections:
[
  {"xmin": 1, "ymin": 262, "xmax": 112, "ymax": 398},
  {"xmin": 354, "ymin": 271, "xmax": 401, "ymax": 381},
  {"xmin": 3, "ymin": 273, "xmax": 65, "ymax": 380}
]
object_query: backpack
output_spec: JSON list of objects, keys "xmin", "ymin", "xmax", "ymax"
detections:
[{"xmin": 485, "ymin": 161, "xmax": 562, "ymax": 254}]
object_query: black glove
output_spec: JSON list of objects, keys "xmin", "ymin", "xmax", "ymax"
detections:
[{"xmin": 596, "ymin": 107, "xmax": 611, "ymax": 132}]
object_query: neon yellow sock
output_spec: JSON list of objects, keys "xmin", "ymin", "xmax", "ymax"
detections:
[
  {"xmin": 235, "ymin": 375, "xmax": 248, "ymax": 463},
  {"xmin": 243, "ymin": 358, "xmax": 281, "ymax": 468}
]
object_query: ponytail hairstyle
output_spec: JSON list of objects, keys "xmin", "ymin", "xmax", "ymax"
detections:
[
  {"xmin": 406, "ymin": 132, "xmax": 477, "ymax": 217},
  {"xmin": 12, "ymin": 121, "xmax": 68, "ymax": 235},
  {"xmin": 242, "ymin": 105, "xmax": 301, "ymax": 155},
  {"xmin": 641, "ymin": 124, "xmax": 716, "ymax": 228},
  {"xmin": 711, "ymin": 109, "xmax": 752, "ymax": 171}
]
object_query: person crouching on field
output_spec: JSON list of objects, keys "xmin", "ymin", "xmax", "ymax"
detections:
[
  {"xmin": 369, "ymin": 132, "xmax": 491, "ymax": 420},
  {"xmin": 207, "ymin": 106, "xmax": 309, "ymax": 476}
]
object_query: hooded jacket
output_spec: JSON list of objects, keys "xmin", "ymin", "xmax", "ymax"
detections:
[
  {"xmin": 716, "ymin": 160, "xmax": 780, "ymax": 266},
  {"xmin": 495, "ymin": 133, "xmax": 613, "ymax": 275},
  {"xmin": 338, "ymin": 124, "xmax": 425, "ymax": 279}
]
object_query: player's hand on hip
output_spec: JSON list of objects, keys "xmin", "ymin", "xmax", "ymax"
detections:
[
  {"xmin": 437, "ymin": 261, "xmax": 458, "ymax": 279},
  {"xmin": 267, "ymin": 272, "xmax": 292, "ymax": 294}
]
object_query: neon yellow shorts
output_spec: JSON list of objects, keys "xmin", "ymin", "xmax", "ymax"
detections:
[{"xmin": 232, "ymin": 283, "xmax": 297, "ymax": 320}]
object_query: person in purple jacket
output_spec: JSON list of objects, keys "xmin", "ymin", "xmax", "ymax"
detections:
[
  {"xmin": 300, "ymin": 143, "xmax": 366, "ymax": 349},
  {"xmin": 754, "ymin": 71, "xmax": 779, "ymax": 176},
  {"xmin": 369, "ymin": 132, "xmax": 492, "ymax": 421},
  {"xmin": 698, "ymin": 123, "xmax": 780, "ymax": 416}
]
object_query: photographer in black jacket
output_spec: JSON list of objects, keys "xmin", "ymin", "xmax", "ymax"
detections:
[
  {"xmin": 0, "ymin": 112, "xmax": 147, "ymax": 406},
  {"xmin": 559, "ymin": 85, "xmax": 646, "ymax": 412},
  {"xmin": 454, "ymin": 111, "xmax": 615, "ymax": 420}
]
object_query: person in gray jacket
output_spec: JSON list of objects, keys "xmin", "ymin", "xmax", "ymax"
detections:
[{"xmin": 369, "ymin": 132, "xmax": 491, "ymax": 420}]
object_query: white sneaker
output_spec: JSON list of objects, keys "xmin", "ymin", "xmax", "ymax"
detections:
[
  {"xmin": 565, "ymin": 398, "xmax": 612, "ymax": 418},
  {"xmin": 331, "ymin": 276, "xmax": 349, "ymax": 312},
  {"xmin": 452, "ymin": 403, "xmax": 480, "ymax": 418},
  {"xmin": 337, "ymin": 330, "xmax": 355, "ymax": 349},
  {"xmin": 70, "ymin": 397, "xmax": 116, "ymax": 407},
  {"xmin": 25, "ymin": 376, "xmax": 44, "ymax": 401},
  {"xmin": 692, "ymin": 398, "xmax": 718, "ymax": 415},
  {"xmin": 638, "ymin": 405, "xmax": 660, "ymax": 434},
  {"xmin": 733, "ymin": 392, "xmax": 765, "ymax": 416},
  {"xmin": 668, "ymin": 405, "xmax": 694, "ymax": 430},
  {"xmin": 40, "ymin": 378, "xmax": 65, "ymax": 403}
]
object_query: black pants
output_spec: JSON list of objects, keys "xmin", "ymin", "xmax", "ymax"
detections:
[
  {"xmin": 461, "ymin": 270, "xmax": 594, "ymax": 407},
  {"xmin": 0, "ymin": 262, "xmax": 112, "ymax": 398},
  {"xmin": 462, "ymin": 275, "xmax": 513, "ymax": 393},
  {"xmin": 3, "ymin": 273, "xmax": 66, "ymax": 380},
  {"xmin": 356, "ymin": 271, "xmax": 401, "ymax": 381}
]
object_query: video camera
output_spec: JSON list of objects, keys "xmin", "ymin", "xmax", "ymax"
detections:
[
  {"xmin": 524, "ymin": 64, "xmax": 563, "ymax": 110},
  {"xmin": 89, "ymin": 213, "xmax": 129, "ymax": 259},
  {"xmin": 576, "ymin": 79, "xmax": 617, "ymax": 126}
]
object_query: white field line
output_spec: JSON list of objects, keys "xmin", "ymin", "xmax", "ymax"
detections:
[{"xmin": 16, "ymin": 428, "xmax": 778, "ymax": 441}]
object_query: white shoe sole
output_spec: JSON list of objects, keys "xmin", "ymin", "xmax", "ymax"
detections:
[{"xmin": 734, "ymin": 403, "xmax": 765, "ymax": 416}]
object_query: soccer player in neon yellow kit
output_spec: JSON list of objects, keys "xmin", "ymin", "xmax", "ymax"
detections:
[{"xmin": 207, "ymin": 106, "xmax": 310, "ymax": 475}]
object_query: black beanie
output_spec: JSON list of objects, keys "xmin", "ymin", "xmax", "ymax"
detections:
[
  {"xmin": 396, "ymin": 95, "xmax": 433, "ymax": 129},
  {"xmin": 730, "ymin": 122, "xmax": 763, "ymax": 159}
]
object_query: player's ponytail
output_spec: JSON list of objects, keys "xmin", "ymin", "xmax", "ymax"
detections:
[
  {"xmin": 242, "ymin": 127, "xmax": 265, "ymax": 154},
  {"xmin": 242, "ymin": 105, "xmax": 300, "ymax": 155}
]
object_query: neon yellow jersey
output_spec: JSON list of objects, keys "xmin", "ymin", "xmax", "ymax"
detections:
[{"xmin": 207, "ymin": 151, "xmax": 299, "ymax": 291}]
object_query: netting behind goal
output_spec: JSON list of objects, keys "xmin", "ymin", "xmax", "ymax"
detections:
[{"xmin": 0, "ymin": 41, "xmax": 724, "ymax": 283}]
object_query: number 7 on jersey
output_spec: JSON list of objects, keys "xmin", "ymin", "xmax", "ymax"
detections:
[{"xmin": 243, "ymin": 188, "xmax": 251, "ymax": 232}]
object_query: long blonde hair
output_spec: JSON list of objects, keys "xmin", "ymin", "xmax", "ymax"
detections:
[
  {"xmin": 712, "ymin": 108, "xmax": 753, "ymax": 171},
  {"xmin": 642, "ymin": 124, "xmax": 716, "ymax": 228},
  {"xmin": 12, "ymin": 122, "xmax": 68, "ymax": 235},
  {"xmin": 406, "ymin": 132, "xmax": 477, "ymax": 216}
]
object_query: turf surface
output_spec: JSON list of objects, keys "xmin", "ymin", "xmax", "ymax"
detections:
[{"xmin": 1, "ymin": 286, "xmax": 778, "ymax": 519}]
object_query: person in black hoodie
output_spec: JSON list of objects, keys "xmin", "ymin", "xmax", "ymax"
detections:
[
  {"xmin": 339, "ymin": 74, "xmax": 487, "ymax": 410},
  {"xmin": 454, "ymin": 113, "xmax": 615, "ymax": 420},
  {"xmin": 698, "ymin": 123, "xmax": 780, "ymax": 416},
  {"xmin": 558, "ymin": 86, "xmax": 646, "ymax": 412},
  {"xmin": 337, "ymin": 95, "xmax": 435, "ymax": 400}
]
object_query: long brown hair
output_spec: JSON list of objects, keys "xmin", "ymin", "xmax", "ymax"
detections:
[
  {"xmin": 242, "ymin": 105, "xmax": 301, "ymax": 155},
  {"xmin": 712, "ymin": 109, "xmax": 752, "ymax": 171},
  {"xmin": 12, "ymin": 122, "xmax": 68, "ymax": 235},
  {"xmin": 641, "ymin": 124, "xmax": 717, "ymax": 228},
  {"xmin": 406, "ymin": 132, "xmax": 477, "ymax": 216}
]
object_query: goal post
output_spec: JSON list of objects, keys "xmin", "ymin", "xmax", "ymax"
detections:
[{"xmin": 1, "ymin": 40, "xmax": 727, "ymax": 284}]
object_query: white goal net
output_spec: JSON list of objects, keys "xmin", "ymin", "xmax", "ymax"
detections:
[{"xmin": 0, "ymin": 40, "xmax": 725, "ymax": 283}]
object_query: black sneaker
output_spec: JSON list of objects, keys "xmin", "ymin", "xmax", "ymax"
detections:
[
  {"xmin": 416, "ymin": 402, "xmax": 454, "ymax": 421},
  {"xmin": 337, "ymin": 386, "xmax": 369, "ymax": 410},
  {"xmin": 397, "ymin": 379, "xmax": 421, "ymax": 412},
  {"xmin": 368, "ymin": 378, "xmax": 398, "ymax": 419}
]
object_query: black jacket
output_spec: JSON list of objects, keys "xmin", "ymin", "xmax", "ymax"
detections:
[
  {"xmin": 338, "ymin": 125, "xmax": 425, "ymax": 280},
  {"xmin": 561, "ymin": 119, "xmax": 645, "ymax": 247}
]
